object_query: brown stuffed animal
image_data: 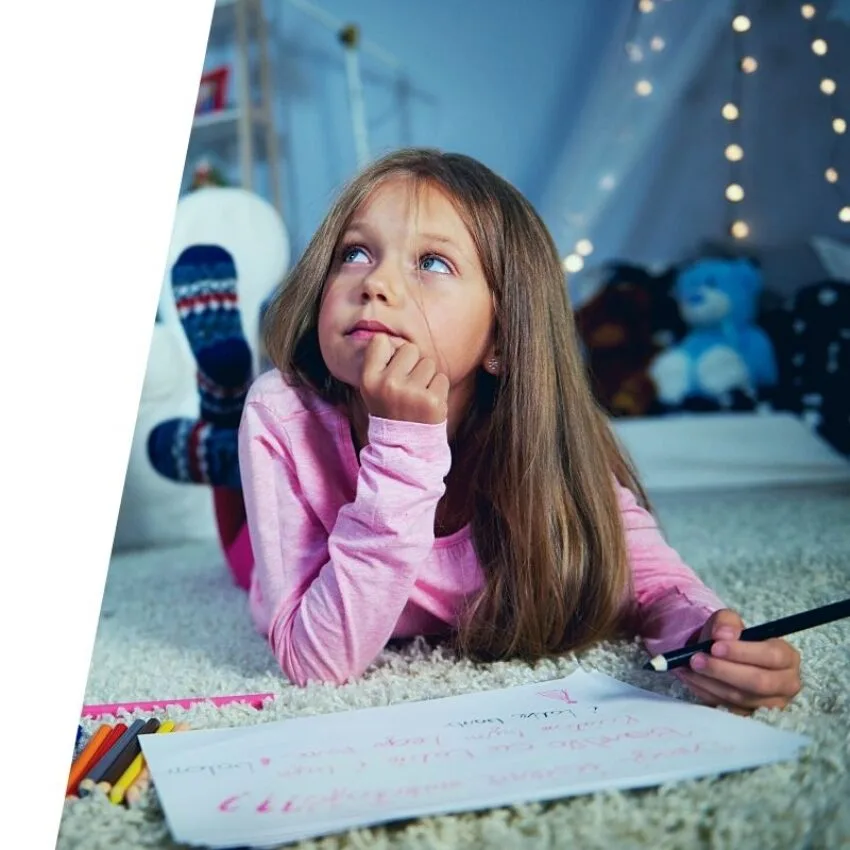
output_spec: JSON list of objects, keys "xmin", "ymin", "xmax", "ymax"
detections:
[{"xmin": 575, "ymin": 263, "xmax": 683, "ymax": 418}]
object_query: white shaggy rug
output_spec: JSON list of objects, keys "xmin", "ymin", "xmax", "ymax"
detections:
[{"xmin": 58, "ymin": 484, "xmax": 850, "ymax": 850}]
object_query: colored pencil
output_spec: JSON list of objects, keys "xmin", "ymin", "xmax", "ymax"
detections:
[
  {"xmin": 98, "ymin": 718, "xmax": 161, "ymax": 791},
  {"xmin": 66, "ymin": 723, "xmax": 111, "ymax": 796},
  {"xmin": 78, "ymin": 719, "xmax": 146, "ymax": 795},
  {"xmin": 109, "ymin": 720, "xmax": 175, "ymax": 805},
  {"xmin": 68, "ymin": 723, "xmax": 125, "ymax": 796},
  {"xmin": 81, "ymin": 692, "xmax": 274, "ymax": 719},
  {"xmin": 644, "ymin": 597, "xmax": 850, "ymax": 672},
  {"xmin": 125, "ymin": 722, "xmax": 190, "ymax": 807}
]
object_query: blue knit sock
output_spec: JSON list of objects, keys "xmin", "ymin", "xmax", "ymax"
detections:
[
  {"xmin": 171, "ymin": 244, "xmax": 252, "ymax": 428},
  {"xmin": 146, "ymin": 419, "xmax": 242, "ymax": 489}
]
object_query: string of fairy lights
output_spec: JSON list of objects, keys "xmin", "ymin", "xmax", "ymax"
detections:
[
  {"xmin": 799, "ymin": 2, "xmax": 850, "ymax": 224},
  {"xmin": 724, "ymin": 3, "xmax": 848, "ymax": 240},
  {"xmin": 562, "ymin": 0, "xmax": 671, "ymax": 274},
  {"xmin": 724, "ymin": 6, "xmax": 754, "ymax": 240},
  {"xmin": 563, "ymin": 0, "xmax": 848, "ymax": 271}
]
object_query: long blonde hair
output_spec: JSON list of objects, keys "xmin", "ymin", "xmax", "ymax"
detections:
[{"xmin": 263, "ymin": 148, "xmax": 649, "ymax": 663}]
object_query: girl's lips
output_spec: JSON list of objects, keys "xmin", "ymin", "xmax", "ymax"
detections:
[{"xmin": 345, "ymin": 321, "xmax": 407, "ymax": 341}]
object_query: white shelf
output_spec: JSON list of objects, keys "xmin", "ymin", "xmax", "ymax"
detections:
[{"xmin": 191, "ymin": 107, "xmax": 267, "ymax": 146}]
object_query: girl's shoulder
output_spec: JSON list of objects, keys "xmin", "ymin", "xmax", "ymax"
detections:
[{"xmin": 245, "ymin": 368, "xmax": 337, "ymax": 426}]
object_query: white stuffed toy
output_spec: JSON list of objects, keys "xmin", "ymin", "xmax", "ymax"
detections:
[{"xmin": 112, "ymin": 187, "xmax": 290, "ymax": 552}]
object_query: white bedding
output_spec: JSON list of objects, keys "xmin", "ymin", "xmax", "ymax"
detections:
[{"xmin": 613, "ymin": 411, "xmax": 850, "ymax": 493}]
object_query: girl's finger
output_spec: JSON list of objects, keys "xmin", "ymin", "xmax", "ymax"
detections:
[
  {"xmin": 362, "ymin": 333, "xmax": 396, "ymax": 376},
  {"xmin": 382, "ymin": 342, "xmax": 423, "ymax": 379},
  {"xmin": 679, "ymin": 669, "xmax": 790, "ymax": 712},
  {"xmin": 681, "ymin": 677, "xmax": 754, "ymax": 716},
  {"xmin": 408, "ymin": 356, "xmax": 438, "ymax": 388},
  {"xmin": 709, "ymin": 637, "xmax": 798, "ymax": 671},
  {"xmin": 689, "ymin": 651, "xmax": 799, "ymax": 698},
  {"xmin": 428, "ymin": 371, "xmax": 450, "ymax": 398}
]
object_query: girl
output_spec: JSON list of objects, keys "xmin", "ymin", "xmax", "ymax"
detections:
[{"xmin": 162, "ymin": 148, "xmax": 802, "ymax": 712}]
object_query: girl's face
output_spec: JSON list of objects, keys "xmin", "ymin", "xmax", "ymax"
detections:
[{"xmin": 318, "ymin": 176, "xmax": 496, "ymax": 419}]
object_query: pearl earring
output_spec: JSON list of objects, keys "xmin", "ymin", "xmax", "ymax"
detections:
[{"xmin": 487, "ymin": 357, "xmax": 499, "ymax": 373}]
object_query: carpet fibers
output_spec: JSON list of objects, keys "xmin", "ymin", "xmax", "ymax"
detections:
[{"xmin": 57, "ymin": 485, "xmax": 850, "ymax": 849}]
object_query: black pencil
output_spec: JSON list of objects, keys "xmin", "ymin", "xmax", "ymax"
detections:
[
  {"xmin": 643, "ymin": 597, "xmax": 850, "ymax": 672},
  {"xmin": 98, "ymin": 718, "xmax": 161, "ymax": 791}
]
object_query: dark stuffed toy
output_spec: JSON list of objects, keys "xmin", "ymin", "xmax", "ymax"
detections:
[
  {"xmin": 762, "ymin": 280, "xmax": 850, "ymax": 456},
  {"xmin": 574, "ymin": 262, "xmax": 686, "ymax": 417}
]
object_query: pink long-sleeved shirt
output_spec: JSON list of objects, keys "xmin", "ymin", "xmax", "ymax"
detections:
[{"xmin": 238, "ymin": 369, "xmax": 725, "ymax": 687}]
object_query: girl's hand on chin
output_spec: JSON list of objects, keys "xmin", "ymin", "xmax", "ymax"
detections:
[{"xmin": 360, "ymin": 334, "xmax": 450, "ymax": 425}]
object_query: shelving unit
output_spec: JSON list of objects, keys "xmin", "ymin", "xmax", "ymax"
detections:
[{"xmin": 186, "ymin": 0, "xmax": 282, "ymax": 214}]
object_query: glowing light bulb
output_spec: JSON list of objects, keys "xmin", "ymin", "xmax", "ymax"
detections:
[
  {"xmin": 821, "ymin": 78, "xmax": 837, "ymax": 95},
  {"xmin": 840, "ymin": 207, "xmax": 850, "ymax": 223},
  {"xmin": 650, "ymin": 36, "xmax": 665, "ymax": 52},
  {"xmin": 825, "ymin": 168, "xmax": 839, "ymax": 183},
  {"xmin": 722, "ymin": 103, "xmax": 740, "ymax": 121},
  {"xmin": 635, "ymin": 79, "xmax": 653, "ymax": 96},
  {"xmin": 801, "ymin": 4, "xmax": 816, "ymax": 19},
  {"xmin": 833, "ymin": 118, "xmax": 847, "ymax": 134},
  {"xmin": 563, "ymin": 254, "xmax": 585, "ymax": 273},
  {"xmin": 732, "ymin": 15, "xmax": 751, "ymax": 32},
  {"xmin": 576, "ymin": 239, "xmax": 594, "ymax": 257},
  {"xmin": 731, "ymin": 221, "xmax": 750, "ymax": 239},
  {"xmin": 726, "ymin": 184, "xmax": 745, "ymax": 202},
  {"xmin": 812, "ymin": 39, "xmax": 828, "ymax": 55},
  {"xmin": 740, "ymin": 56, "xmax": 758, "ymax": 73},
  {"xmin": 725, "ymin": 144, "xmax": 744, "ymax": 162},
  {"xmin": 639, "ymin": 0, "xmax": 655, "ymax": 12},
  {"xmin": 626, "ymin": 42, "xmax": 644, "ymax": 62}
]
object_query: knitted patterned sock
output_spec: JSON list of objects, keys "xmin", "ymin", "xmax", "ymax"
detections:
[
  {"xmin": 171, "ymin": 244, "xmax": 252, "ymax": 428},
  {"xmin": 146, "ymin": 419, "xmax": 242, "ymax": 489}
]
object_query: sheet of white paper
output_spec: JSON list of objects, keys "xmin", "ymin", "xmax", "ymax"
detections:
[{"xmin": 140, "ymin": 669, "xmax": 810, "ymax": 849}]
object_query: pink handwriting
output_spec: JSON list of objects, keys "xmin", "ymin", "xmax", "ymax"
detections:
[
  {"xmin": 373, "ymin": 735, "xmax": 442, "ymax": 749},
  {"xmin": 386, "ymin": 748, "xmax": 474, "ymax": 767},
  {"xmin": 294, "ymin": 746, "xmax": 357, "ymax": 759},
  {"xmin": 217, "ymin": 780, "xmax": 465, "ymax": 815},
  {"xmin": 539, "ymin": 714, "xmax": 640, "ymax": 734},
  {"xmin": 446, "ymin": 717, "xmax": 504, "ymax": 727},
  {"xmin": 465, "ymin": 727, "xmax": 525, "ymax": 742},
  {"xmin": 537, "ymin": 689, "xmax": 577, "ymax": 704},
  {"xmin": 548, "ymin": 725, "xmax": 691, "ymax": 751},
  {"xmin": 512, "ymin": 709, "xmax": 576, "ymax": 721},
  {"xmin": 166, "ymin": 761, "xmax": 254, "ymax": 778},
  {"xmin": 276, "ymin": 763, "xmax": 338, "ymax": 779},
  {"xmin": 487, "ymin": 742, "xmax": 535, "ymax": 754},
  {"xmin": 628, "ymin": 739, "xmax": 735, "ymax": 765},
  {"xmin": 488, "ymin": 762, "xmax": 604, "ymax": 787}
]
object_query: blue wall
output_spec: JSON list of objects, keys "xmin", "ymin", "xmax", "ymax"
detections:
[
  {"xmin": 185, "ymin": 0, "xmax": 621, "ymax": 261},
  {"xmin": 183, "ymin": 0, "xmax": 850, "ymax": 288}
]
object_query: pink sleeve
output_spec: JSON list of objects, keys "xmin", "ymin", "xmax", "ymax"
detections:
[
  {"xmin": 238, "ymin": 399, "xmax": 451, "ymax": 687},
  {"xmin": 619, "ymin": 485, "xmax": 726, "ymax": 658}
]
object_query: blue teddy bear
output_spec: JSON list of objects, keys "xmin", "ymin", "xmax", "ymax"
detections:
[{"xmin": 649, "ymin": 257, "xmax": 778, "ymax": 407}]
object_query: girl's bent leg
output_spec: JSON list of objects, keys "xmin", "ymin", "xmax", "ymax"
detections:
[{"xmin": 213, "ymin": 487, "xmax": 254, "ymax": 590}]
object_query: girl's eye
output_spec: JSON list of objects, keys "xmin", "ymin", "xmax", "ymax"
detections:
[
  {"xmin": 420, "ymin": 254, "xmax": 451, "ymax": 275},
  {"xmin": 342, "ymin": 246, "xmax": 369, "ymax": 264}
]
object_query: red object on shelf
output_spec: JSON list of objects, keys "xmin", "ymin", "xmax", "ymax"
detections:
[{"xmin": 196, "ymin": 65, "xmax": 230, "ymax": 115}]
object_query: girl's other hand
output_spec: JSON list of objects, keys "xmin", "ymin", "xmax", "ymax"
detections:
[
  {"xmin": 678, "ymin": 608, "xmax": 802, "ymax": 715},
  {"xmin": 360, "ymin": 334, "xmax": 450, "ymax": 425}
]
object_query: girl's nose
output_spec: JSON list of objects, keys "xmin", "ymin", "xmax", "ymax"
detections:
[{"xmin": 361, "ymin": 263, "xmax": 402, "ymax": 304}]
